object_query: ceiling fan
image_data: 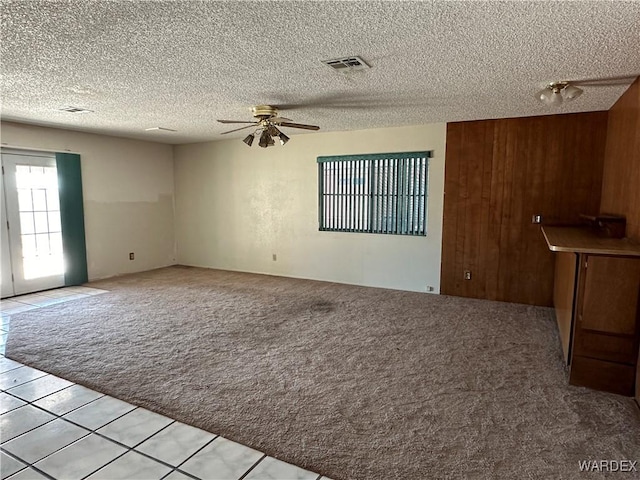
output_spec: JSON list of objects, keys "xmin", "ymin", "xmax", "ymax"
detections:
[{"xmin": 217, "ymin": 105, "xmax": 320, "ymax": 148}]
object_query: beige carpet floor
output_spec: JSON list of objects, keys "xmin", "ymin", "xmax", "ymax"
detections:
[{"xmin": 6, "ymin": 266, "xmax": 640, "ymax": 479}]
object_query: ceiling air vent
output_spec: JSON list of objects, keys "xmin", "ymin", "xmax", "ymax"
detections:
[
  {"xmin": 58, "ymin": 106, "xmax": 93, "ymax": 114},
  {"xmin": 145, "ymin": 127, "xmax": 177, "ymax": 132},
  {"xmin": 322, "ymin": 56, "xmax": 370, "ymax": 72}
]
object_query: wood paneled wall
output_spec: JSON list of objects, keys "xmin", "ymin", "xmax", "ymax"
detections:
[
  {"xmin": 600, "ymin": 77, "xmax": 640, "ymax": 242},
  {"xmin": 441, "ymin": 112, "xmax": 608, "ymax": 306}
]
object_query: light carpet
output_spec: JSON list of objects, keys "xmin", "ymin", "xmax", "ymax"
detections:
[{"xmin": 6, "ymin": 266, "xmax": 640, "ymax": 479}]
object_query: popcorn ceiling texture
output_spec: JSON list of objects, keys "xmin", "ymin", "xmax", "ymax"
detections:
[
  {"xmin": 6, "ymin": 267, "xmax": 640, "ymax": 480},
  {"xmin": 1, "ymin": 1, "xmax": 639, "ymax": 144}
]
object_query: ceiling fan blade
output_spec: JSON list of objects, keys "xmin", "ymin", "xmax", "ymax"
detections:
[
  {"xmin": 220, "ymin": 124, "xmax": 258, "ymax": 135},
  {"xmin": 278, "ymin": 122, "xmax": 320, "ymax": 131},
  {"xmin": 217, "ymin": 120, "xmax": 258, "ymax": 124},
  {"xmin": 269, "ymin": 117, "xmax": 293, "ymax": 124}
]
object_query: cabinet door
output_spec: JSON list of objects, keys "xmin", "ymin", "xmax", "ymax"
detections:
[
  {"xmin": 576, "ymin": 255, "xmax": 640, "ymax": 364},
  {"xmin": 582, "ymin": 256, "xmax": 640, "ymax": 335}
]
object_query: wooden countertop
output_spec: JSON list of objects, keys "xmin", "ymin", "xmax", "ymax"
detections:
[{"xmin": 542, "ymin": 226, "xmax": 640, "ymax": 257}]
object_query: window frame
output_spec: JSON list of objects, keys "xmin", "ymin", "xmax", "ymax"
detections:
[{"xmin": 317, "ymin": 150, "xmax": 432, "ymax": 236}]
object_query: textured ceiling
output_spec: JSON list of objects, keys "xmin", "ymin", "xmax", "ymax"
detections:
[{"xmin": 1, "ymin": 1, "xmax": 639, "ymax": 145}]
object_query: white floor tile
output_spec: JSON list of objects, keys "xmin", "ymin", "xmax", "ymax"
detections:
[
  {"xmin": 0, "ymin": 302, "xmax": 36, "ymax": 315},
  {"xmin": 12, "ymin": 295, "xmax": 65, "ymax": 307},
  {"xmin": 0, "ymin": 451, "xmax": 27, "ymax": 478},
  {"xmin": 180, "ymin": 436, "xmax": 264, "ymax": 480},
  {"xmin": 0, "ymin": 405, "xmax": 56, "ymax": 443},
  {"xmin": 33, "ymin": 383, "xmax": 104, "ymax": 415},
  {"xmin": 0, "ymin": 316, "xmax": 10, "ymax": 331},
  {"xmin": 34, "ymin": 434, "xmax": 127, "ymax": 480},
  {"xmin": 2, "ymin": 418, "xmax": 90, "ymax": 463},
  {"xmin": 0, "ymin": 366, "xmax": 48, "ymax": 390},
  {"xmin": 9, "ymin": 293, "xmax": 51, "ymax": 305},
  {"xmin": 63, "ymin": 395, "xmax": 135, "ymax": 430},
  {"xmin": 8, "ymin": 293, "xmax": 44, "ymax": 302},
  {"xmin": 61, "ymin": 293, "xmax": 94, "ymax": 302},
  {"xmin": 65, "ymin": 286, "xmax": 107, "ymax": 295},
  {"xmin": 136, "ymin": 421, "xmax": 216, "ymax": 466},
  {"xmin": 0, "ymin": 391, "xmax": 27, "ymax": 414},
  {"xmin": 85, "ymin": 451, "xmax": 172, "ymax": 479},
  {"xmin": 35, "ymin": 289, "xmax": 79, "ymax": 298},
  {"xmin": 6, "ymin": 375, "xmax": 73, "ymax": 401},
  {"xmin": 96, "ymin": 407, "xmax": 173, "ymax": 447},
  {"xmin": 0, "ymin": 357, "xmax": 22, "ymax": 375},
  {"xmin": 244, "ymin": 457, "xmax": 318, "ymax": 480},
  {"xmin": 5, "ymin": 466, "xmax": 50, "ymax": 479},
  {"xmin": 163, "ymin": 471, "xmax": 193, "ymax": 480}
]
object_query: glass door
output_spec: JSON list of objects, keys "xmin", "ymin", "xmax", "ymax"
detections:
[{"xmin": 1, "ymin": 151, "xmax": 65, "ymax": 296}]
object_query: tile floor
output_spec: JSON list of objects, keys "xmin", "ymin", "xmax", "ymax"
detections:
[{"xmin": 1, "ymin": 287, "xmax": 330, "ymax": 480}]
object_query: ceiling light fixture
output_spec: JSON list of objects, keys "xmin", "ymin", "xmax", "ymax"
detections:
[
  {"xmin": 258, "ymin": 130, "xmax": 271, "ymax": 148},
  {"xmin": 218, "ymin": 105, "xmax": 320, "ymax": 148},
  {"xmin": 246, "ymin": 124, "xmax": 290, "ymax": 148},
  {"xmin": 537, "ymin": 82, "xmax": 583, "ymax": 106}
]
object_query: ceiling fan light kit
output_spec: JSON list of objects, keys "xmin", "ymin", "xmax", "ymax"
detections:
[
  {"xmin": 537, "ymin": 81, "xmax": 584, "ymax": 106},
  {"xmin": 217, "ymin": 105, "xmax": 320, "ymax": 148}
]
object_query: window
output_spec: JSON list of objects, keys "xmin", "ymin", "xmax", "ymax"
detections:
[{"xmin": 318, "ymin": 151, "xmax": 431, "ymax": 235}]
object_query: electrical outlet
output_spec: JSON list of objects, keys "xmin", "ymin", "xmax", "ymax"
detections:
[
  {"xmin": 532, "ymin": 214, "xmax": 542, "ymax": 224},
  {"xmin": 426, "ymin": 285, "xmax": 435, "ymax": 292},
  {"xmin": 464, "ymin": 270, "xmax": 472, "ymax": 280},
  {"xmin": 272, "ymin": 254, "xmax": 277, "ymax": 261},
  {"xmin": 129, "ymin": 252, "xmax": 135, "ymax": 260}
]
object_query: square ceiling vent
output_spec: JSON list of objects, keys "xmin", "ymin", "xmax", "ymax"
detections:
[
  {"xmin": 322, "ymin": 56, "xmax": 370, "ymax": 72},
  {"xmin": 58, "ymin": 106, "xmax": 93, "ymax": 114}
]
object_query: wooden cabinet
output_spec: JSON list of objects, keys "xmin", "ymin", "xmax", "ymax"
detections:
[{"xmin": 543, "ymin": 227, "xmax": 640, "ymax": 396}]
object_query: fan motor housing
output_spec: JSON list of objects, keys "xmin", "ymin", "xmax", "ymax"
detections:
[{"xmin": 252, "ymin": 105, "xmax": 278, "ymax": 118}]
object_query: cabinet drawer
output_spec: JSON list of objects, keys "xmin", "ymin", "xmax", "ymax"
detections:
[{"xmin": 570, "ymin": 355, "xmax": 636, "ymax": 396}]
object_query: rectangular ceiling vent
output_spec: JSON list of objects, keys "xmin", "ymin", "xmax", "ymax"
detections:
[
  {"xmin": 322, "ymin": 56, "xmax": 370, "ymax": 72},
  {"xmin": 58, "ymin": 106, "xmax": 93, "ymax": 114}
]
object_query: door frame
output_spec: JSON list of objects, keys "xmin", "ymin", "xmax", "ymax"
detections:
[{"xmin": 2, "ymin": 149, "xmax": 66, "ymax": 296}]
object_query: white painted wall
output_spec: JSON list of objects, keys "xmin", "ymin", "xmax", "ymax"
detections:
[
  {"xmin": 174, "ymin": 123, "xmax": 446, "ymax": 293},
  {"xmin": 1, "ymin": 122, "xmax": 176, "ymax": 281}
]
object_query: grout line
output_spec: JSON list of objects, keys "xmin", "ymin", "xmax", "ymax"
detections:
[
  {"xmin": 2, "ymin": 428, "xmax": 93, "ymax": 474},
  {"xmin": 0, "ymin": 413, "xmax": 59, "ymax": 445},
  {"xmin": 0, "ymin": 447, "xmax": 29, "ymax": 470},
  {"xmin": 130, "ymin": 418, "xmax": 177, "ymax": 449},
  {"xmin": 4, "ymin": 376, "xmax": 73, "ymax": 401},
  {"xmin": 237, "ymin": 453, "xmax": 267, "ymax": 480},
  {"xmin": 168, "ymin": 435, "xmax": 223, "ymax": 479},
  {"xmin": 0, "ymin": 369, "xmax": 51, "ymax": 393},
  {"xmin": 4, "ymin": 393, "xmax": 209, "ymax": 480},
  {"xmin": 1, "ymin": 358, "xmax": 324, "ymax": 480},
  {"xmin": 1, "ymin": 374, "xmax": 208, "ymax": 478},
  {"xmin": 3, "ymin": 402, "xmax": 179, "ymax": 479},
  {"xmin": 0, "ymin": 364, "xmax": 23, "ymax": 375},
  {"xmin": 77, "ymin": 446, "xmax": 130, "ymax": 480},
  {"xmin": 0, "ymin": 447, "xmax": 58, "ymax": 480},
  {"xmin": 74, "ymin": 418, "xmax": 208, "ymax": 480}
]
